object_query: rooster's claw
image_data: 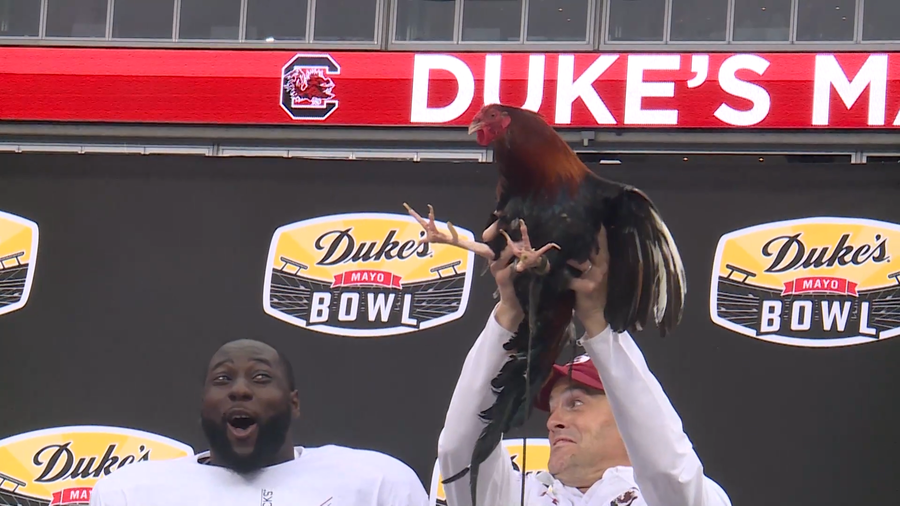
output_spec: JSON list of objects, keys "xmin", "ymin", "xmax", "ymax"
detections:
[
  {"xmin": 499, "ymin": 220, "xmax": 559, "ymax": 275},
  {"xmin": 404, "ymin": 203, "xmax": 495, "ymax": 260}
]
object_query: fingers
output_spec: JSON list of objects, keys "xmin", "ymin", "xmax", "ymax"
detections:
[
  {"xmin": 568, "ymin": 277, "xmax": 597, "ymax": 294},
  {"xmin": 594, "ymin": 226, "xmax": 610, "ymax": 261},
  {"xmin": 427, "ymin": 204, "xmax": 436, "ymax": 227},
  {"xmin": 490, "ymin": 244, "xmax": 516, "ymax": 275},
  {"xmin": 566, "ymin": 259, "xmax": 592, "ymax": 272},
  {"xmin": 482, "ymin": 221, "xmax": 499, "ymax": 242}
]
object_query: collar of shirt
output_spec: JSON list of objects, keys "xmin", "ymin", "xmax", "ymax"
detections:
[
  {"xmin": 195, "ymin": 447, "xmax": 303, "ymax": 466},
  {"xmin": 538, "ymin": 465, "xmax": 637, "ymax": 502}
]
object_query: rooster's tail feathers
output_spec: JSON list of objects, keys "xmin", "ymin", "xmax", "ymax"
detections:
[
  {"xmin": 603, "ymin": 187, "xmax": 686, "ymax": 337},
  {"xmin": 467, "ymin": 282, "xmax": 575, "ymax": 506}
]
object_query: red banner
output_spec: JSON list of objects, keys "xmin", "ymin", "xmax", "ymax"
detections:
[
  {"xmin": 782, "ymin": 277, "xmax": 860, "ymax": 296},
  {"xmin": 50, "ymin": 488, "xmax": 92, "ymax": 506},
  {"xmin": 2, "ymin": 48, "xmax": 900, "ymax": 128},
  {"xmin": 332, "ymin": 270, "xmax": 402, "ymax": 289}
]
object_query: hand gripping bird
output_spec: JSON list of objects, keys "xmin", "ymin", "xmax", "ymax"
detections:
[{"xmin": 405, "ymin": 103, "xmax": 686, "ymax": 506}]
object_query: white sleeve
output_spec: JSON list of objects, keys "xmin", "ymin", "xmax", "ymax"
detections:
[
  {"xmin": 436, "ymin": 305, "xmax": 523, "ymax": 506},
  {"xmin": 580, "ymin": 327, "xmax": 732, "ymax": 506},
  {"xmin": 89, "ymin": 477, "xmax": 127, "ymax": 506}
]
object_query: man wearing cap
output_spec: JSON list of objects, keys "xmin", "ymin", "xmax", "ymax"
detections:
[{"xmin": 435, "ymin": 226, "xmax": 731, "ymax": 506}]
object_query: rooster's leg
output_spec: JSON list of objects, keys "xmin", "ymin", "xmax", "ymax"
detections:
[
  {"xmin": 404, "ymin": 203, "xmax": 496, "ymax": 260},
  {"xmin": 500, "ymin": 220, "xmax": 559, "ymax": 274},
  {"xmin": 482, "ymin": 220, "xmax": 500, "ymax": 242}
]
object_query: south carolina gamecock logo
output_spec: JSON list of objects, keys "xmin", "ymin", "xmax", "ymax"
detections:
[
  {"xmin": 611, "ymin": 489, "xmax": 639, "ymax": 506},
  {"xmin": 280, "ymin": 53, "xmax": 340, "ymax": 121}
]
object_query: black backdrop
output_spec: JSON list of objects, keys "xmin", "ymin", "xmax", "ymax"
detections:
[{"xmin": 1, "ymin": 152, "xmax": 898, "ymax": 505}]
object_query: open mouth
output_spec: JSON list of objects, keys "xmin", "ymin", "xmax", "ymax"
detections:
[{"xmin": 226, "ymin": 412, "xmax": 258, "ymax": 438}]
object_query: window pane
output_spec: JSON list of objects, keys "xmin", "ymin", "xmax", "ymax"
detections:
[
  {"xmin": 670, "ymin": 0, "xmax": 727, "ymax": 41},
  {"xmin": 0, "ymin": 0, "xmax": 40, "ymax": 36},
  {"xmin": 862, "ymin": 0, "xmax": 898, "ymax": 40},
  {"xmin": 313, "ymin": 0, "xmax": 378, "ymax": 41},
  {"xmin": 395, "ymin": 0, "xmax": 455, "ymax": 41},
  {"xmin": 866, "ymin": 156, "xmax": 900, "ymax": 164},
  {"xmin": 796, "ymin": 0, "xmax": 854, "ymax": 41},
  {"xmin": 179, "ymin": 0, "xmax": 240, "ymax": 39},
  {"xmin": 46, "ymin": 0, "xmax": 107, "ymax": 37},
  {"xmin": 462, "ymin": 0, "xmax": 522, "ymax": 41},
  {"xmin": 732, "ymin": 0, "xmax": 791, "ymax": 41},
  {"xmin": 607, "ymin": 0, "xmax": 665, "ymax": 42},
  {"xmin": 113, "ymin": 0, "xmax": 173, "ymax": 39},
  {"xmin": 246, "ymin": 0, "xmax": 308, "ymax": 40},
  {"xmin": 527, "ymin": 0, "xmax": 588, "ymax": 41}
]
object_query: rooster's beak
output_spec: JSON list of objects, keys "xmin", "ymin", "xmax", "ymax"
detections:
[{"xmin": 468, "ymin": 121, "xmax": 484, "ymax": 135}]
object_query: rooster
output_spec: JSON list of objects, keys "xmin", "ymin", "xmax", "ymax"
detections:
[{"xmin": 405, "ymin": 103, "xmax": 686, "ymax": 506}]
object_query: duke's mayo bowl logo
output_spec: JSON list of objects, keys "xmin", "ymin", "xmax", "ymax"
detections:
[
  {"xmin": 0, "ymin": 210, "xmax": 39, "ymax": 318},
  {"xmin": 0, "ymin": 426, "xmax": 193, "ymax": 506},
  {"xmin": 263, "ymin": 213, "xmax": 475, "ymax": 337},
  {"xmin": 710, "ymin": 217, "xmax": 900, "ymax": 347},
  {"xmin": 428, "ymin": 438, "xmax": 550, "ymax": 506}
]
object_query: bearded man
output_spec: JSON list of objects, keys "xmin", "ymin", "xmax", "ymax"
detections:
[{"xmin": 90, "ymin": 339, "xmax": 428, "ymax": 506}]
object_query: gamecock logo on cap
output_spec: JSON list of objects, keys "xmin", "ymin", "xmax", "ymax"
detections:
[{"xmin": 280, "ymin": 53, "xmax": 340, "ymax": 121}]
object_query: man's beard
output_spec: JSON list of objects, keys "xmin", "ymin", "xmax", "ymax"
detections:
[{"xmin": 201, "ymin": 407, "xmax": 293, "ymax": 474}]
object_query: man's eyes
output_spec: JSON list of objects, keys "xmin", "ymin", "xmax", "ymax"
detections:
[{"xmin": 210, "ymin": 372, "xmax": 272, "ymax": 383}]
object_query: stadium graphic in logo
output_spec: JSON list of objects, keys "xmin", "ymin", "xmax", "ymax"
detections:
[
  {"xmin": 0, "ymin": 210, "xmax": 39, "ymax": 318},
  {"xmin": 263, "ymin": 212, "xmax": 475, "ymax": 337},
  {"xmin": 280, "ymin": 53, "xmax": 340, "ymax": 120},
  {"xmin": 428, "ymin": 438, "xmax": 550, "ymax": 506},
  {"xmin": 710, "ymin": 217, "xmax": 900, "ymax": 347},
  {"xmin": 0, "ymin": 426, "xmax": 193, "ymax": 506}
]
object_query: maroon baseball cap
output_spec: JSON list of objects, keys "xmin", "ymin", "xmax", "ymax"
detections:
[{"xmin": 534, "ymin": 354, "xmax": 604, "ymax": 411}]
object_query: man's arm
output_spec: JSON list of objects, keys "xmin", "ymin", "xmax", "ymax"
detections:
[
  {"xmin": 436, "ymin": 305, "xmax": 523, "ymax": 506},
  {"xmin": 580, "ymin": 326, "xmax": 731, "ymax": 506}
]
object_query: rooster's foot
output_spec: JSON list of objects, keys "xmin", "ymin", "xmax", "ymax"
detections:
[
  {"xmin": 404, "ymin": 203, "xmax": 496, "ymax": 260},
  {"xmin": 499, "ymin": 220, "xmax": 559, "ymax": 275}
]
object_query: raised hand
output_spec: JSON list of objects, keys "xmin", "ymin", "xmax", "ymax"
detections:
[{"xmin": 565, "ymin": 226, "xmax": 610, "ymax": 336}]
